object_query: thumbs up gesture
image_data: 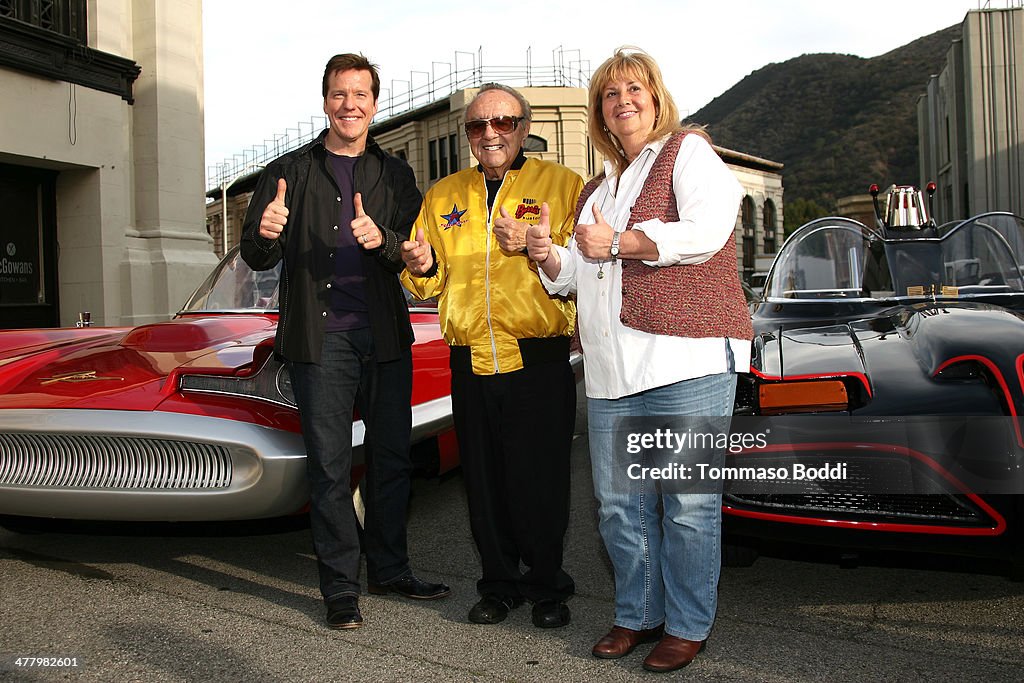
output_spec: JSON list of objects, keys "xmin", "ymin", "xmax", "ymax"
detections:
[
  {"xmin": 493, "ymin": 205, "xmax": 528, "ymax": 252},
  {"xmin": 525, "ymin": 203, "xmax": 553, "ymax": 264},
  {"xmin": 351, "ymin": 192, "xmax": 381, "ymax": 250},
  {"xmin": 259, "ymin": 178, "xmax": 289, "ymax": 240},
  {"xmin": 401, "ymin": 227, "xmax": 434, "ymax": 276}
]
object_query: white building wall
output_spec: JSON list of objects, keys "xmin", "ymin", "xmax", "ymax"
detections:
[
  {"xmin": 919, "ymin": 7, "xmax": 1024, "ymax": 222},
  {"xmin": 963, "ymin": 7, "xmax": 1024, "ymax": 218},
  {"xmin": 0, "ymin": 0, "xmax": 215, "ymax": 327}
]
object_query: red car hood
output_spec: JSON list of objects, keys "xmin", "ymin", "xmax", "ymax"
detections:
[{"xmin": 0, "ymin": 316, "xmax": 276, "ymax": 411}]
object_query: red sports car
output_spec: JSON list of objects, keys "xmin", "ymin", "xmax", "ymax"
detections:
[{"xmin": 0, "ymin": 246, "xmax": 457, "ymax": 524}]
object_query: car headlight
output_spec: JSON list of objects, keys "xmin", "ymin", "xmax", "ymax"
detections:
[{"xmin": 180, "ymin": 355, "xmax": 296, "ymax": 408}]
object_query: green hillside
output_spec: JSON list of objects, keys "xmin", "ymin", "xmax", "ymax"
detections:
[{"xmin": 688, "ymin": 24, "xmax": 961, "ymax": 228}]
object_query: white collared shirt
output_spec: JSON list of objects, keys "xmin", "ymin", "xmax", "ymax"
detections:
[{"xmin": 540, "ymin": 133, "xmax": 750, "ymax": 399}]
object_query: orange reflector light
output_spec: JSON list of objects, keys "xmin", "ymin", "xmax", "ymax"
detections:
[{"xmin": 759, "ymin": 380, "xmax": 849, "ymax": 413}]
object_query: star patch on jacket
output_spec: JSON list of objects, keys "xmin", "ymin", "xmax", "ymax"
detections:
[{"xmin": 440, "ymin": 203, "xmax": 468, "ymax": 229}]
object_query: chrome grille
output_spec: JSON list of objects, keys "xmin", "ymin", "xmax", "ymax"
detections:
[
  {"xmin": 725, "ymin": 492, "xmax": 986, "ymax": 524},
  {"xmin": 0, "ymin": 433, "xmax": 232, "ymax": 490},
  {"xmin": 723, "ymin": 449, "xmax": 993, "ymax": 526}
]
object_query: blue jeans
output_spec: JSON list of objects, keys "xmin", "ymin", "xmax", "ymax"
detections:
[
  {"xmin": 588, "ymin": 372, "xmax": 737, "ymax": 641},
  {"xmin": 289, "ymin": 329, "xmax": 413, "ymax": 603}
]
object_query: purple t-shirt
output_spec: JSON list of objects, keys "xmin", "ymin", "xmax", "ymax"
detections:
[{"xmin": 325, "ymin": 151, "xmax": 369, "ymax": 332}]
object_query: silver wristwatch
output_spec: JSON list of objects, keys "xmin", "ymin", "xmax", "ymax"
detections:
[{"xmin": 609, "ymin": 231, "xmax": 621, "ymax": 260}]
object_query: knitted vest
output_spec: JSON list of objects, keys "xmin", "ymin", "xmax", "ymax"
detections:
[{"xmin": 575, "ymin": 131, "xmax": 753, "ymax": 341}]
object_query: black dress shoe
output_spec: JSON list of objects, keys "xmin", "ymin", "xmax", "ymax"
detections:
[
  {"xmin": 325, "ymin": 596, "xmax": 362, "ymax": 630},
  {"xmin": 531, "ymin": 599, "xmax": 570, "ymax": 628},
  {"xmin": 468, "ymin": 595, "xmax": 524, "ymax": 624},
  {"xmin": 367, "ymin": 574, "xmax": 451, "ymax": 600}
]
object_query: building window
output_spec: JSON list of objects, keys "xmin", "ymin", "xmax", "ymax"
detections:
[
  {"xmin": 448, "ymin": 134, "xmax": 458, "ymax": 173},
  {"xmin": 741, "ymin": 195, "xmax": 756, "ymax": 272},
  {"xmin": 429, "ymin": 134, "xmax": 458, "ymax": 180},
  {"xmin": 523, "ymin": 134, "xmax": 548, "ymax": 153},
  {"xmin": 1, "ymin": 0, "xmax": 87, "ymax": 41},
  {"xmin": 0, "ymin": 0, "xmax": 140, "ymax": 102},
  {"xmin": 763, "ymin": 199, "xmax": 777, "ymax": 253}
]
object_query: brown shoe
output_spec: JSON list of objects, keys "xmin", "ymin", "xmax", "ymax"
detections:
[
  {"xmin": 642, "ymin": 634, "xmax": 706, "ymax": 672},
  {"xmin": 591, "ymin": 625, "xmax": 664, "ymax": 659}
]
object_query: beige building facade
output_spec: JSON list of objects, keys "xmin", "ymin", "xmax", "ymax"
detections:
[
  {"xmin": 918, "ymin": 6, "xmax": 1024, "ymax": 223},
  {"xmin": 720, "ymin": 149, "xmax": 784, "ymax": 275},
  {"xmin": 0, "ymin": 0, "xmax": 214, "ymax": 329}
]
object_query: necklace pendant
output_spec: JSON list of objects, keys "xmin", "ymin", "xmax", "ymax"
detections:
[{"xmin": 597, "ymin": 269, "xmax": 604, "ymax": 280}]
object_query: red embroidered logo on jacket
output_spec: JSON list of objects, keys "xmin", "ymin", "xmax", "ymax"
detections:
[{"xmin": 515, "ymin": 203, "xmax": 540, "ymax": 220}]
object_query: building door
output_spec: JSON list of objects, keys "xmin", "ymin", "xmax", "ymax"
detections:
[{"xmin": 0, "ymin": 164, "xmax": 59, "ymax": 329}]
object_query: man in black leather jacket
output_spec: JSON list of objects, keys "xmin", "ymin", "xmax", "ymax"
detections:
[{"xmin": 241, "ymin": 53, "xmax": 449, "ymax": 630}]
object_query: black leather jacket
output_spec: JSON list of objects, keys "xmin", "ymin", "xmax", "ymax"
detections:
[{"xmin": 241, "ymin": 131, "xmax": 422, "ymax": 363}]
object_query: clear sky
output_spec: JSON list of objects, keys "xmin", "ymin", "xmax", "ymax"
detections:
[{"xmin": 202, "ymin": 0, "xmax": 976, "ymax": 180}]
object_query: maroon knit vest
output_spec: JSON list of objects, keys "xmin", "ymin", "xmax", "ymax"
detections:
[{"xmin": 575, "ymin": 132, "xmax": 753, "ymax": 341}]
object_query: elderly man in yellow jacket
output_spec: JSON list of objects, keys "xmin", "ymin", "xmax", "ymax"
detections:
[{"xmin": 401, "ymin": 83, "xmax": 582, "ymax": 629}]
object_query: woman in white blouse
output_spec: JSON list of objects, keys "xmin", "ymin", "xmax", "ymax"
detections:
[{"xmin": 527, "ymin": 47, "xmax": 751, "ymax": 673}]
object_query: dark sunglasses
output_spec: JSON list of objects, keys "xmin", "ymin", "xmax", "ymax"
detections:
[{"xmin": 464, "ymin": 116, "xmax": 524, "ymax": 138}]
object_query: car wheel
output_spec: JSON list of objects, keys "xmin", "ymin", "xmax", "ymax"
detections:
[
  {"xmin": 352, "ymin": 483, "xmax": 365, "ymax": 530},
  {"xmin": 0, "ymin": 515, "xmax": 57, "ymax": 535},
  {"xmin": 411, "ymin": 438, "xmax": 440, "ymax": 478},
  {"xmin": 722, "ymin": 536, "xmax": 759, "ymax": 567}
]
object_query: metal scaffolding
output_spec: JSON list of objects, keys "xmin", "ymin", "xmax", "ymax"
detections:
[{"xmin": 207, "ymin": 46, "xmax": 591, "ymax": 192}]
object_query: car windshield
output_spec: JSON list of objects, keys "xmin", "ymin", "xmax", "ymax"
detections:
[
  {"xmin": 179, "ymin": 245, "xmax": 439, "ymax": 314},
  {"xmin": 765, "ymin": 213, "xmax": 1024, "ymax": 301},
  {"xmin": 180, "ymin": 246, "xmax": 281, "ymax": 313}
]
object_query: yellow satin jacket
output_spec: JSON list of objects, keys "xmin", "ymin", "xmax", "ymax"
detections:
[{"xmin": 401, "ymin": 158, "xmax": 582, "ymax": 375}]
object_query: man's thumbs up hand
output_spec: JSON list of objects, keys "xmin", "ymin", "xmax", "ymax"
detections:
[
  {"xmin": 351, "ymin": 192, "xmax": 381, "ymax": 250},
  {"xmin": 259, "ymin": 178, "xmax": 289, "ymax": 240},
  {"xmin": 401, "ymin": 227, "xmax": 434, "ymax": 276}
]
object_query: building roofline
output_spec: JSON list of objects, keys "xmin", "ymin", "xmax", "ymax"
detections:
[
  {"xmin": 715, "ymin": 145, "xmax": 784, "ymax": 172},
  {"xmin": 370, "ymin": 97, "xmax": 452, "ymax": 136}
]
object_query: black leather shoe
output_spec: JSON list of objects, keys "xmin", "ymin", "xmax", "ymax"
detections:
[
  {"xmin": 468, "ymin": 595, "xmax": 524, "ymax": 624},
  {"xmin": 367, "ymin": 574, "xmax": 451, "ymax": 600},
  {"xmin": 325, "ymin": 596, "xmax": 362, "ymax": 630},
  {"xmin": 531, "ymin": 599, "xmax": 570, "ymax": 628}
]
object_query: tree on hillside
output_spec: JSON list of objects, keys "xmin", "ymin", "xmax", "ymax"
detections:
[{"xmin": 784, "ymin": 198, "xmax": 829, "ymax": 236}]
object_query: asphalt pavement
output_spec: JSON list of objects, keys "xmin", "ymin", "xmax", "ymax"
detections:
[{"xmin": 2, "ymin": 403, "xmax": 1023, "ymax": 682}]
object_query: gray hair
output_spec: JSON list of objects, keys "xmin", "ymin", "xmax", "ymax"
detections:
[{"xmin": 469, "ymin": 83, "xmax": 532, "ymax": 121}]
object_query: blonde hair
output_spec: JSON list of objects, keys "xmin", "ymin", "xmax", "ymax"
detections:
[{"xmin": 588, "ymin": 46, "xmax": 710, "ymax": 176}]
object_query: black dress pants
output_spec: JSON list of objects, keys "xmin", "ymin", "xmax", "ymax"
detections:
[{"xmin": 452, "ymin": 358, "xmax": 576, "ymax": 602}]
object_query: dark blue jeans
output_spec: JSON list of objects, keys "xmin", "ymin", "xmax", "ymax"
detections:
[{"xmin": 289, "ymin": 328, "xmax": 413, "ymax": 603}]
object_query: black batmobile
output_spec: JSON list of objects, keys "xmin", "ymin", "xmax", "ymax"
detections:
[{"xmin": 725, "ymin": 186, "xmax": 1024, "ymax": 575}]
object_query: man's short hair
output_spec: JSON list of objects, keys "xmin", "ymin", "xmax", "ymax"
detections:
[
  {"xmin": 469, "ymin": 83, "xmax": 532, "ymax": 121},
  {"xmin": 322, "ymin": 53, "xmax": 381, "ymax": 100}
]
